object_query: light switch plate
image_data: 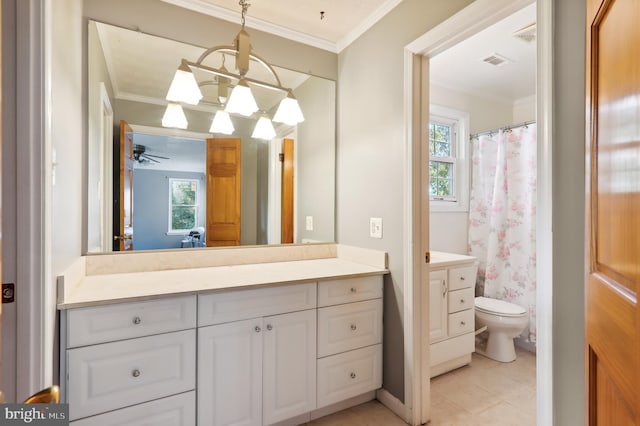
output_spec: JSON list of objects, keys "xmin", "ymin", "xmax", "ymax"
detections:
[
  {"xmin": 306, "ymin": 216, "xmax": 313, "ymax": 231},
  {"xmin": 370, "ymin": 217, "xmax": 382, "ymax": 238}
]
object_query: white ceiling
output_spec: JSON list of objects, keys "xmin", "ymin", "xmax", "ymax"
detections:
[
  {"xmin": 160, "ymin": 0, "xmax": 403, "ymax": 52},
  {"xmin": 430, "ymin": 3, "xmax": 537, "ymax": 104}
]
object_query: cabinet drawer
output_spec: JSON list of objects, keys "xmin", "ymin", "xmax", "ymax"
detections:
[
  {"xmin": 71, "ymin": 391, "xmax": 195, "ymax": 426},
  {"xmin": 448, "ymin": 265, "xmax": 477, "ymax": 291},
  {"xmin": 198, "ymin": 282, "xmax": 316, "ymax": 326},
  {"xmin": 67, "ymin": 296, "xmax": 196, "ymax": 348},
  {"xmin": 448, "ymin": 309, "xmax": 474, "ymax": 337},
  {"xmin": 67, "ymin": 330, "xmax": 196, "ymax": 421},
  {"xmin": 448, "ymin": 288, "xmax": 475, "ymax": 313},
  {"xmin": 317, "ymin": 299, "xmax": 382, "ymax": 358},
  {"xmin": 318, "ymin": 276, "xmax": 382, "ymax": 307},
  {"xmin": 317, "ymin": 344, "xmax": 382, "ymax": 409}
]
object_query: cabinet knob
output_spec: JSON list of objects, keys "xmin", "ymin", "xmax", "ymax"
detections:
[
  {"xmin": 460, "ymin": 276, "xmax": 465, "ymax": 281},
  {"xmin": 133, "ymin": 316, "xmax": 142, "ymax": 325},
  {"xmin": 350, "ymin": 324, "xmax": 357, "ymax": 331},
  {"xmin": 266, "ymin": 324, "xmax": 273, "ymax": 331},
  {"xmin": 132, "ymin": 369, "xmax": 141, "ymax": 378},
  {"xmin": 350, "ymin": 287, "xmax": 357, "ymax": 293},
  {"xmin": 350, "ymin": 372, "xmax": 357, "ymax": 379},
  {"xmin": 255, "ymin": 326, "xmax": 262, "ymax": 333},
  {"xmin": 460, "ymin": 299, "xmax": 465, "ymax": 304},
  {"xmin": 460, "ymin": 321, "xmax": 466, "ymax": 326}
]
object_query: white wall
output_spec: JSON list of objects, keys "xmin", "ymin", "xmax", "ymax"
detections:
[
  {"xmin": 337, "ymin": 0, "xmax": 474, "ymax": 401},
  {"xmin": 428, "ymin": 84, "xmax": 513, "ymax": 255},
  {"xmin": 513, "ymin": 94, "xmax": 536, "ymax": 123}
]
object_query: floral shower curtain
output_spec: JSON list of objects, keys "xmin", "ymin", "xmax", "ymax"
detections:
[{"xmin": 468, "ymin": 123, "xmax": 537, "ymax": 343}]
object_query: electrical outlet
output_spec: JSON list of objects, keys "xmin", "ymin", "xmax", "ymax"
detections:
[
  {"xmin": 370, "ymin": 217, "xmax": 382, "ymax": 238},
  {"xmin": 305, "ymin": 216, "xmax": 313, "ymax": 231}
]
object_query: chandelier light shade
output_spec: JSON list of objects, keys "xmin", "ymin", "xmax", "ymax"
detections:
[
  {"xmin": 166, "ymin": 62, "xmax": 203, "ymax": 105},
  {"xmin": 252, "ymin": 116, "xmax": 276, "ymax": 140},
  {"xmin": 162, "ymin": 103, "xmax": 188, "ymax": 129},
  {"xmin": 164, "ymin": 0, "xmax": 304, "ymax": 134},
  {"xmin": 225, "ymin": 79, "xmax": 259, "ymax": 117},
  {"xmin": 210, "ymin": 110, "xmax": 235, "ymax": 135},
  {"xmin": 273, "ymin": 91, "xmax": 305, "ymax": 125}
]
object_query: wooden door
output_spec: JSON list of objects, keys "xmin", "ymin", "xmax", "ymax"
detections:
[
  {"xmin": 281, "ymin": 138, "xmax": 294, "ymax": 244},
  {"xmin": 198, "ymin": 320, "xmax": 262, "ymax": 426},
  {"xmin": 113, "ymin": 120, "xmax": 133, "ymax": 250},
  {"xmin": 586, "ymin": 0, "xmax": 640, "ymax": 423},
  {"xmin": 262, "ymin": 309, "xmax": 316, "ymax": 425},
  {"xmin": 0, "ymin": 0, "xmax": 3, "ymax": 403},
  {"xmin": 206, "ymin": 138, "xmax": 241, "ymax": 247}
]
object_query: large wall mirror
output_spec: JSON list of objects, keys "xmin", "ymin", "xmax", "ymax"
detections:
[{"xmin": 87, "ymin": 20, "xmax": 336, "ymax": 253}]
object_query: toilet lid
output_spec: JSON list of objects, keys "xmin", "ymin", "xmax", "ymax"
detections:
[{"xmin": 475, "ymin": 297, "xmax": 526, "ymax": 316}]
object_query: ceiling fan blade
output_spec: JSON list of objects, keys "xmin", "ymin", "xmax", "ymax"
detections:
[
  {"xmin": 143, "ymin": 153, "xmax": 170, "ymax": 159},
  {"xmin": 141, "ymin": 154, "xmax": 160, "ymax": 163}
]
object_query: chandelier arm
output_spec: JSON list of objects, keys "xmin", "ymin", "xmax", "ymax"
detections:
[
  {"xmin": 192, "ymin": 46, "xmax": 283, "ymax": 88},
  {"xmin": 184, "ymin": 59, "xmax": 290, "ymax": 94}
]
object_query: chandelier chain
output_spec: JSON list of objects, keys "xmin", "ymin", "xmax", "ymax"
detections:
[{"xmin": 239, "ymin": 0, "xmax": 250, "ymax": 28}]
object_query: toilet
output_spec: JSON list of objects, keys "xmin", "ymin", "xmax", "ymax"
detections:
[{"xmin": 474, "ymin": 296, "xmax": 528, "ymax": 362}]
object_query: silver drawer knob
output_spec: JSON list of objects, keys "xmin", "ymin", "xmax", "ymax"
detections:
[
  {"xmin": 350, "ymin": 324, "xmax": 357, "ymax": 331},
  {"xmin": 266, "ymin": 324, "xmax": 273, "ymax": 331},
  {"xmin": 350, "ymin": 287, "xmax": 357, "ymax": 293},
  {"xmin": 255, "ymin": 326, "xmax": 262, "ymax": 333},
  {"xmin": 133, "ymin": 316, "xmax": 142, "ymax": 325},
  {"xmin": 350, "ymin": 372, "xmax": 356, "ymax": 379},
  {"xmin": 460, "ymin": 299, "xmax": 465, "ymax": 304},
  {"xmin": 132, "ymin": 369, "xmax": 141, "ymax": 378},
  {"xmin": 460, "ymin": 321, "xmax": 466, "ymax": 326},
  {"xmin": 460, "ymin": 276, "xmax": 465, "ymax": 281}
]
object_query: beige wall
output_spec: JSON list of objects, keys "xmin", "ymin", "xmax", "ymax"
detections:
[{"xmin": 336, "ymin": 0, "xmax": 475, "ymax": 401}]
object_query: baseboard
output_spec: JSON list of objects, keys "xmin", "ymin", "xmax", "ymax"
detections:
[{"xmin": 376, "ymin": 388, "xmax": 409, "ymax": 423}]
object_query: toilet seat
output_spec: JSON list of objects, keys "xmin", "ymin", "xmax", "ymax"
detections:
[{"xmin": 475, "ymin": 296, "xmax": 526, "ymax": 317}]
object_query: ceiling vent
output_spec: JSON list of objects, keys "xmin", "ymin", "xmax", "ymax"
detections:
[
  {"xmin": 513, "ymin": 22, "xmax": 537, "ymax": 43},
  {"xmin": 482, "ymin": 53, "xmax": 511, "ymax": 67}
]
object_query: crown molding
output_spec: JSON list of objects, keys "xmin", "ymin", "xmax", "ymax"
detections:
[
  {"xmin": 335, "ymin": 0, "xmax": 403, "ymax": 52},
  {"xmin": 160, "ymin": 0, "xmax": 337, "ymax": 53},
  {"xmin": 129, "ymin": 123, "xmax": 213, "ymax": 140}
]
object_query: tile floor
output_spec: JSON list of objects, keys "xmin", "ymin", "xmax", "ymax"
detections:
[{"xmin": 306, "ymin": 347, "xmax": 536, "ymax": 426}]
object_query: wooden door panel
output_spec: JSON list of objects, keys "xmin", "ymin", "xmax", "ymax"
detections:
[
  {"xmin": 586, "ymin": 0, "xmax": 640, "ymax": 423},
  {"xmin": 281, "ymin": 138, "xmax": 294, "ymax": 244},
  {"xmin": 206, "ymin": 139, "xmax": 241, "ymax": 247},
  {"xmin": 114, "ymin": 120, "xmax": 134, "ymax": 251}
]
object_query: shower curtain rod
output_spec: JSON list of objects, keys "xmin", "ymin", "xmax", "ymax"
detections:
[{"xmin": 469, "ymin": 120, "xmax": 536, "ymax": 140}]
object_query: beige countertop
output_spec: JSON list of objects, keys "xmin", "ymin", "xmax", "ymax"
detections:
[
  {"xmin": 429, "ymin": 250, "xmax": 477, "ymax": 268},
  {"xmin": 57, "ymin": 244, "xmax": 388, "ymax": 309}
]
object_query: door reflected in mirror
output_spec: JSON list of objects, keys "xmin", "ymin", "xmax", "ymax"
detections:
[{"xmin": 87, "ymin": 21, "xmax": 336, "ymax": 253}]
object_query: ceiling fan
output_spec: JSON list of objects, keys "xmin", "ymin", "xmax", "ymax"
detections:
[{"xmin": 133, "ymin": 144, "xmax": 170, "ymax": 164}]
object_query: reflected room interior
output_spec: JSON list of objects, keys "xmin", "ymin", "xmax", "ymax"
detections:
[{"xmin": 86, "ymin": 20, "xmax": 336, "ymax": 253}]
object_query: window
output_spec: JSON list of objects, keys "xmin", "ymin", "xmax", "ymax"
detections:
[
  {"xmin": 428, "ymin": 105, "xmax": 470, "ymax": 212},
  {"xmin": 169, "ymin": 178, "xmax": 199, "ymax": 232}
]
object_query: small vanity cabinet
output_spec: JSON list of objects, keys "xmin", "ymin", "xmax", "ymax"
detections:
[
  {"xmin": 62, "ymin": 295, "xmax": 197, "ymax": 424},
  {"xmin": 428, "ymin": 252, "xmax": 478, "ymax": 377}
]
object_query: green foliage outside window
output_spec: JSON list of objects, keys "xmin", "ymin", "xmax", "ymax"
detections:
[
  {"xmin": 170, "ymin": 179, "xmax": 197, "ymax": 231},
  {"xmin": 429, "ymin": 122, "xmax": 455, "ymax": 199}
]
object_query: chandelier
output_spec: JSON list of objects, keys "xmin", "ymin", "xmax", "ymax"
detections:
[{"xmin": 162, "ymin": 0, "xmax": 304, "ymax": 140}]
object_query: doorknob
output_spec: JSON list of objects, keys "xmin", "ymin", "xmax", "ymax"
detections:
[
  {"xmin": 23, "ymin": 386, "xmax": 60, "ymax": 404},
  {"xmin": 113, "ymin": 235, "xmax": 133, "ymax": 241}
]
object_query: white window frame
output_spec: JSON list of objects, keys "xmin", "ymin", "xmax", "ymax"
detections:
[
  {"xmin": 168, "ymin": 178, "xmax": 200, "ymax": 234},
  {"xmin": 429, "ymin": 105, "xmax": 470, "ymax": 212}
]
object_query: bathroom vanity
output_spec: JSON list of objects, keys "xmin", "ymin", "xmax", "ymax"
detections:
[
  {"xmin": 57, "ymin": 244, "xmax": 387, "ymax": 426},
  {"xmin": 428, "ymin": 251, "xmax": 478, "ymax": 377}
]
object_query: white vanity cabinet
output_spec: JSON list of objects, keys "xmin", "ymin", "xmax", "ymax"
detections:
[
  {"xmin": 197, "ymin": 283, "xmax": 317, "ymax": 426},
  {"xmin": 316, "ymin": 276, "xmax": 383, "ymax": 409},
  {"xmin": 62, "ymin": 295, "xmax": 197, "ymax": 424},
  {"xmin": 428, "ymin": 255, "xmax": 478, "ymax": 377}
]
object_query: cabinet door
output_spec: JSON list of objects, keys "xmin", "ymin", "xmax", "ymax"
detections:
[
  {"xmin": 429, "ymin": 269, "xmax": 448, "ymax": 343},
  {"xmin": 262, "ymin": 310, "xmax": 316, "ymax": 425},
  {"xmin": 198, "ymin": 319, "xmax": 262, "ymax": 426}
]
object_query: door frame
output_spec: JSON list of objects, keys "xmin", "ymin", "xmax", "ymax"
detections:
[{"xmin": 402, "ymin": 0, "xmax": 553, "ymax": 424}]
